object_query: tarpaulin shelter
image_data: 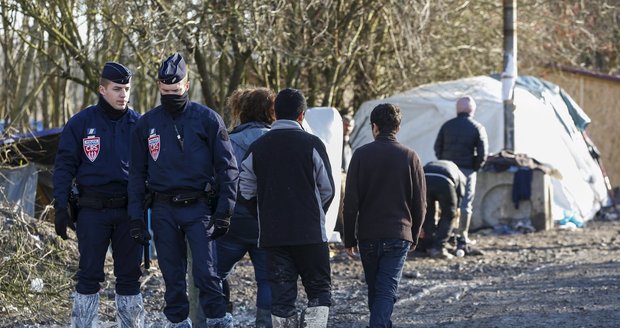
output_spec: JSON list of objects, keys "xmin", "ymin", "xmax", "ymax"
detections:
[
  {"xmin": 0, "ymin": 128, "xmax": 62, "ymax": 217},
  {"xmin": 351, "ymin": 75, "xmax": 609, "ymax": 225}
]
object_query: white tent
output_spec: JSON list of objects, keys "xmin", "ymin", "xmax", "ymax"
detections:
[
  {"xmin": 304, "ymin": 107, "xmax": 343, "ymax": 239},
  {"xmin": 351, "ymin": 75, "xmax": 608, "ymax": 223}
]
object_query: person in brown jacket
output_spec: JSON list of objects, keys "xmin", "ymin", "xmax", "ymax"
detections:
[{"xmin": 343, "ymin": 103, "xmax": 426, "ymax": 328}]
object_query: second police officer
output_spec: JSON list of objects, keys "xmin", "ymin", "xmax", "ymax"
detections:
[{"xmin": 127, "ymin": 53, "xmax": 238, "ymax": 328}]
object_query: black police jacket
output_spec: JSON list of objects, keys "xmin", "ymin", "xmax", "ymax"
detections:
[
  {"xmin": 53, "ymin": 101, "xmax": 140, "ymax": 207},
  {"xmin": 128, "ymin": 101, "xmax": 238, "ymax": 221}
]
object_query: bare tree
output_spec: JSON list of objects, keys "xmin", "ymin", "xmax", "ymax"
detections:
[{"xmin": 0, "ymin": 0, "xmax": 618, "ymax": 131}]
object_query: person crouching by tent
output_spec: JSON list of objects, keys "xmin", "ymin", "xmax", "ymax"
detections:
[{"xmin": 422, "ymin": 160, "xmax": 467, "ymax": 259}]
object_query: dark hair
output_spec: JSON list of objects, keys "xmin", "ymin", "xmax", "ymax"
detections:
[
  {"xmin": 227, "ymin": 87, "xmax": 276, "ymax": 124},
  {"xmin": 274, "ymin": 88, "xmax": 307, "ymax": 120},
  {"xmin": 370, "ymin": 103, "xmax": 401, "ymax": 134}
]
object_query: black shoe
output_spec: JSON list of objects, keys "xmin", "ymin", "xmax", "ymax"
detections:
[
  {"xmin": 428, "ymin": 247, "xmax": 455, "ymax": 259},
  {"xmin": 456, "ymin": 236, "xmax": 484, "ymax": 256}
]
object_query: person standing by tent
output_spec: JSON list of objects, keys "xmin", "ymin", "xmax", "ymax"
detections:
[
  {"xmin": 343, "ymin": 103, "xmax": 426, "ymax": 327},
  {"xmin": 335, "ymin": 113, "xmax": 355, "ymax": 240},
  {"xmin": 238, "ymin": 88, "xmax": 335, "ymax": 327},
  {"xmin": 127, "ymin": 53, "xmax": 238, "ymax": 328},
  {"xmin": 341, "ymin": 114, "xmax": 355, "ymax": 172},
  {"xmin": 216, "ymin": 87, "xmax": 276, "ymax": 327},
  {"xmin": 422, "ymin": 160, "xmax": 467, "ymax": 259},
  {"xmin": 434, "ymin": 96, "xmax": 488, "ymax": 256},
  {"xmin": 53, "ymin": 62, "xmax": 144, "ymax": 327}
]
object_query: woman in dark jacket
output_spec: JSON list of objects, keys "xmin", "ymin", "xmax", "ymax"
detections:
[{"xmin": 217, "ymin": 87, "xmax": 276, "ymax": 327}]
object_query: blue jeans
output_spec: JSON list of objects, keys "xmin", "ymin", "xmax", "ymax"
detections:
[
  {"xmin": 458, "ymin": 168, "xmax": 476, "ymax": 238},
  {"xmin": 216, "ymin": 239, "xmax": 272, "ymax": 310},
  {"xmin": 358, "ymin": 239, "xmax": 411, "ymax": 328}
]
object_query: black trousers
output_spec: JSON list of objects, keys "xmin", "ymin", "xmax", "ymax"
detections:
[
  {"xmin": 266, "ymin": 242, "xmax": 332, "ymax": 317},
  {"xmin": 423, "ymin": 176, "xmax": 458, "ymax": 250}
]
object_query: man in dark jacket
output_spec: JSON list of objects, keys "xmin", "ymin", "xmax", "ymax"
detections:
[
  {"xmin": 343, "ymin": 103, "xmax": 426, "ymax": 328},
  {"xmin": 434, "ymin": 96, "xmax": 488, "ymax": 255},
  {"xmin": 423, "ymin": 160, "xmax": 466, "ymax": 259},
  {"xmin": 238, "ymin": 88, "xmax": 335, "ymax": 327}
]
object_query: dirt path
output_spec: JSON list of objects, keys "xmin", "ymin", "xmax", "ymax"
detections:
[
  {"xmin": 227, "ymin": 220, "xmax": 620, "ymax": 327},
  {"xmin": 2, "ymin": 216, "xmax": 618, "ymax": 327}
]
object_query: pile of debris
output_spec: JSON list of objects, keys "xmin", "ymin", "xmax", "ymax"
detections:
[{"xmin": 0, "ymin": 205, "xmax": 78, "ymax": 326}]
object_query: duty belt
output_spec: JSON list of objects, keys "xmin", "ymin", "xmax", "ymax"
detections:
[
  {"xmin": 153, "ymin": 191, "xmax": 207, "ymax": 206},
  {"xmin": 79, "ymin": 196, "xmax": 128, "ymax": 209}
]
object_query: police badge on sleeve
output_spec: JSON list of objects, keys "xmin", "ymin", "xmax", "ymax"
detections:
[
  {"xmin": 148, "ymin": 129, "xmax": 160, "ymax": 161},
  {"xmin": 83, "ymin": 129, "xmax": 100, "ymax": 162}
]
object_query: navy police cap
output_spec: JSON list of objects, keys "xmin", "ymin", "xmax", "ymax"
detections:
[
  {"xmin": 101, "ymin": 62, "xmax": 132, "ymax": 84},
  {"xmin": 158, "ymin": 53, "xmax": 187, "ymax": 84}
]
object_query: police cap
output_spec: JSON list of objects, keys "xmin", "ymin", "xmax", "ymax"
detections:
[
  {"xmin": 158, "ymin": 53, "xmax": 187, "ymax": 84},
  {"xmin": 101, "ymin": 62, "xmax": 132, "ymax": 84}
]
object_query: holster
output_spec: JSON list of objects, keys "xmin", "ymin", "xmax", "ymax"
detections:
[
  {"xmin": 143, "ymin": 192, "xmax": 153, "ymax": 270},
  {"xmin": 206, "ymin": 190, "xmax": 219, "ymax": 213},
  {"xmin": 143, "ymin": 192, "xmax": 153, "ymax": 210},
  {"xmin": 68, "ymin": 191, "xmax": 79, "ymax": 222}
]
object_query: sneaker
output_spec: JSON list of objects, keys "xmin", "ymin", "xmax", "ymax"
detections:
[{"xmin": 428, "ymin": 247, "xmax": 454, "ymax": 259}]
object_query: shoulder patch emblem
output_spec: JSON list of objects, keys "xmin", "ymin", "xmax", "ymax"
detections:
[
  {"xmin": 148, "ymin": 134, "xmax": 161, "ymax": 161},
  {"xmin": 83, "ymin": 136, "xmax": 100, "ymax": 162}
]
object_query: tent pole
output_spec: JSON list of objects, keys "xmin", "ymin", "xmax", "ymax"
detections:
[{"xmin": 502, "ymin": 0, "xmax": 517, "ymax": 151}]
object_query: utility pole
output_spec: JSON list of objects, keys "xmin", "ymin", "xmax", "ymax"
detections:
[{"xmin": 502, "ymin": 0, "xmax": 517, "ymax": 151}]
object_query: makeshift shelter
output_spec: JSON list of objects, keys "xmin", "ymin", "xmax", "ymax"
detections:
[
  {"xmin": 0, "ymin": 128, "xmax": 62, "ymax": 217},
  {"xmin": 351, "ymin": 75, "xmax": 609, "ymax": 228}
]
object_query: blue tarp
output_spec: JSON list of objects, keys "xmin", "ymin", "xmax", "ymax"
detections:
[
  {"xmin": 0, "ymin": 164, "xmax": 38, "ymax": 216},
  {"xmin": 0, "ymin": 127, "xmax": 63, "ymax": 166},
  {"xmin": 491, "ymin": 74, "xmax": 592, "ymax": 132}
]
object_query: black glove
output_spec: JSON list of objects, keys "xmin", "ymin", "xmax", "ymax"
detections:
[
  {"xmin": 129, "ymin": 219, "xmax": 151, "ymax": 246},
  {"xmin": 206, "ymin": 216, "xmax": 231, "ymax": 240},
  {"xmin": 54, "ymin": 207, "xmax": 75, "ymax": 240}
]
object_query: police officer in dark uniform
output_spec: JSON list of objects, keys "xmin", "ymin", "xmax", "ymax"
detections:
[
  {"xmin": 53, "ymin": 62, "xmax": 144, "ymax": 327},
  {"xmin": 127, "ymin": 53, "xmax": 238, "ymax": 328}
]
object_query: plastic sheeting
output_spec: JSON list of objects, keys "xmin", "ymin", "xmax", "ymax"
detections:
[
  {"xmin": 71, "ymin": 292, "xmax": 100, "ymax": 328},
  {"xmin": 206, "ymin": 312, "xmax": 233, "ymax": 328},
  {"xmin": 351, "ymin": 75, "xmax": 608, "ymax": 222},
  {"xmin": 0, "ymin": 163, "xmax": 38, "ymax": 216},
  {"xmin": 166, "ymin": 318, "xmax": 192, "ymax": 328},
  {"xmin": 115, "ymin": 294, "xmax": 145, "ymax": 328}
]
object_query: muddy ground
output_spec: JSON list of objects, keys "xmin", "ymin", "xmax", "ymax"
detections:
[
  {"xmin": 1, "ymin": 212, "xmax": 619, "ymax": 327},
  {"xmin": 227, "ymin": 219, "xmax": 620, "ymax": 328}
]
